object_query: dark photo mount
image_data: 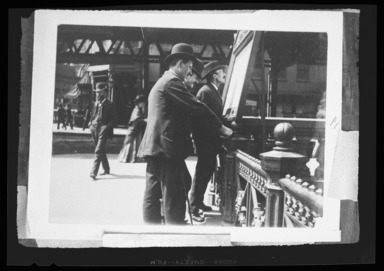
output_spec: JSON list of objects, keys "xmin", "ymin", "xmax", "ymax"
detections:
[{"xmin": 8, "ymin": 5, "xmax": 376, "ymax": 266}]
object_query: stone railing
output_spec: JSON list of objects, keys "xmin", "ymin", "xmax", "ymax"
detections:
[
  {"xmin": 279, "ymin": 175, "xmax": 323, "ymax": 228},
  {"xmin": 232, "ymin": 122, "xmax": 324, "ymax": 228}
]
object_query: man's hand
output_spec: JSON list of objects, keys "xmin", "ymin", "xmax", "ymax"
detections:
[{"xmin": 219, "ymin": 125, "xmax": 233, "ymax": 139}]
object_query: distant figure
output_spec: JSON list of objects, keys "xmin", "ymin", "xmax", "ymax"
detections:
[
  {"xmin": 118, "ymin": 94, "xmax": 147, "ymax": 163},
  {"xmin": 65, "ymin": 104, "xmax": 74, "ymax": 130},
  {"xmin": 83, "ymin": 103, "xmax": 91, "ymax": 131},
  {"xmin": 89, "ymin": 82, "xmax": 116, "ymax": 180},
  {"xmin": 57, "ymin": 104, "xmax": 66, "ymax": 130}
]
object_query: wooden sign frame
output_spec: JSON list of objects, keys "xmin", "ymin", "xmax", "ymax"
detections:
[{"xmin": 222, "ymin": 30, "xmax": 261, "ymax": 123}]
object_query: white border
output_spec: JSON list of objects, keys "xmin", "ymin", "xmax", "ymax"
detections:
[{"xmin": 27, "ymin": 10, "xmax": 344, "ymax": 245}]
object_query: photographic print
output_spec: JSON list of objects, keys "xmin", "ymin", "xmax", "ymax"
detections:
[{"xmin": 15, "ymin": 8, "xmax": 363, "ymax": 254}]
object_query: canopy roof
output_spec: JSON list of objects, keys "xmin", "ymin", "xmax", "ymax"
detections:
[{"xmin": 65, "ymin": 72, "xmax": 92, "ymax": 98}]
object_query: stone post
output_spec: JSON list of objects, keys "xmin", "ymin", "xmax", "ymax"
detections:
[{"xmin": 259, "ymin": 122, "xmax": 308, "ymax": 227}]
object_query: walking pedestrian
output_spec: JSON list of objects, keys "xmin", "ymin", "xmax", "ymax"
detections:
[
  {"xmin": 83, "ymin": 103, "xmax": 91, "ymax": 130},
  {"xmin": 118, "ymin": 94, "xmax": 147, "ymax": 163},
  {"xmin": 89, "ymin": 82, "xmax": 116, "ymax": 180},
  {"xmin": 65, "ymin": 104, "xmax": 74, "ymax": 130},
  {"xmin": 57, "ymin": 103, "xmax": 66, "ymax": 130}
]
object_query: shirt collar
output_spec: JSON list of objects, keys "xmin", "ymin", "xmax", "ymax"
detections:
[{"xmin": 210, "ymin": 82, "xmax": 219, "ymax": 91}]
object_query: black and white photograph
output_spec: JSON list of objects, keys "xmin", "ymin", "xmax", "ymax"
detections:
[{"xmin": 8, "ymin": 6, "xmax": 376, "ymax": 266}]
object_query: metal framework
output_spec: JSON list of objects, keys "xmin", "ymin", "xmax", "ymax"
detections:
[{"xmin": 56, "ymin": 25, "xmax": 235, "ymax": 65}]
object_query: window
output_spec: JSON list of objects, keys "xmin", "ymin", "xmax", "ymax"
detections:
[
  {"xmin": 297, "ymin": 64, "xmax": 310, "ymax": 81},
  {"xmin": 278, "ymin": 68, "xmax": 287, "ymax": 80}
]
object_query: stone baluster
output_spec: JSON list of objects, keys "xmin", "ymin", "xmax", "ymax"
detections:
[{"xmin": 259, "ymin": 122, "xmax": 308, "ymax": 227}]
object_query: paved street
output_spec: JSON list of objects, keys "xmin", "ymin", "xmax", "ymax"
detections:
[{"xmin": 49, "ymin": 153, "xmax": 223, "ymax": 227}]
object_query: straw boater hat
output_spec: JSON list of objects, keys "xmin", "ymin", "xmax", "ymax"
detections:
[
  {"xmin": 201, "ymin": 61, "xmax": 227, "ymax": 80},
  {"xmin": 164, "ymin": 43, "xmax": 197, "ymax": 66},
  {"xmin": 192, "ymin": 58, "xmax": 204, "ymax": 79},
  {"xmin": 94, "ymin": 82, "xmax": 108, "ymax": 92}
]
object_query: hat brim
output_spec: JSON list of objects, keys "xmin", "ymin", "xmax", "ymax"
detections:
[
  {"xmin": 93, "ymin": 87, "xmax": 108, "ymax": 92},
  {"xmin": 164, "ymin": 52, "xmax": 197, "ymax": 65},
  {"xmin": 202, "ymin": 65, "xmax": 227, "ymax": 79},
  {"xmin": 192, "ymin": 68, "xmax": 203, "ymax": 78}
]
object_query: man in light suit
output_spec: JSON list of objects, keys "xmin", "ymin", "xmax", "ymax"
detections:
[
  {"xmin": 89, "ymin": 82, "xmax": 116, "ymax": 180},
  {"xmin": 137, "ymin": 43, "xmax": 233, "ymax": 225},
  {"xmin": 189, "ymin": 61, "xmax": 227, "ymax": 222}
]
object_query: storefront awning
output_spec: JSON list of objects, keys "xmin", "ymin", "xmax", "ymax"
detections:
[
  {"xmin": 87, "ymin": 65, "xmax": 110, "ymax": 72},
  {"xmin": 65, "ymin": 72, "xmax": 92, "ymax": 98}
]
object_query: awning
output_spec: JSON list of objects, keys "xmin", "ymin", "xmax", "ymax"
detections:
[
  {"xmin": 65, "ymin": 72, "xmax": 92, "ymax": 98},
  {"xmin": 65, "ymin": 85, "xmax": 81, "ymax": 98},
  {"xmin": 87, "ymin": 65, "xmax": 110, "ymax": 72}
]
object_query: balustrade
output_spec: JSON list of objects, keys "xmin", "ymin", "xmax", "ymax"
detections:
[{"xmin": 230, "ymin": 122, "xmax": 324, "ymax": 228}]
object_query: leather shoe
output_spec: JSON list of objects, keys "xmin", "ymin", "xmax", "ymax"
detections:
[
  {"xmin": 90, "ymin": 174, "xmax": 97, "ymax": 180},
  {"xmin": 199, "ymin": 204, "xmax": 213, "ymax": 212},
  {"xmin": 99, "ymin": 171, "xmax": 110, "ymax": 175},
  {"xmin": 192, "ymin": 212, "xmax": 205, "ymax": 223}
]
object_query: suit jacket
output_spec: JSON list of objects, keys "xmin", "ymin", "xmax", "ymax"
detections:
[
  {"xmin": 137, "ymin": 71, "xmax": 223, "ymax": 161},
  {"xmin": 191, "ymin": 83, "xmax": 224, "ymax": 153},
  {"xmin": 57, "ymin": 107, "xmax": 65, "ymax": 120},
  {"xmin": 89, "ymin": 99, "xmax": 116, "ymax": 139}
]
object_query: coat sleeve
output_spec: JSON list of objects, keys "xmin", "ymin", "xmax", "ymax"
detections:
[
  {"xmin": 163, "ymin": 80, "xmax": 222, "ymax": 130},
  {"xmin": 196, "ymin": 88, "xmax": 210, "ymax": 107}
]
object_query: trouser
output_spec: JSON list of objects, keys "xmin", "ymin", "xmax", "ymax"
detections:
[
  {"xmin": 189, "ymin": 151, "xmax": 218, "ymax": 214},
  {"xmin": 143, "ymin": 157, "xmax": 192, "ymax": 225},
  {"xmin": 90, "ymin": 125, "xmax": 110, "ymax": 176},
  {"xmin": 67, "ymin": 119, "xmax": 73, "ymax": 129},
  {"xmin": 57, "ymin": 118, "xmax": 66, "ymax": 129}
]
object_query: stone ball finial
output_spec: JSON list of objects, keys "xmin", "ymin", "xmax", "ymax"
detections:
[{"xmin": 273, "ymin": 122, "xmax": 294, "ymax": 151}]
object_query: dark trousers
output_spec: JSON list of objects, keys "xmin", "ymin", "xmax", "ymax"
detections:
[
  {"xmin": 189, "ymin": 151, "xmax": 217, "ymax": 214},
  {"xmin": 143, "ymin": 157, "xmax": 191, "ymax": 225},
  {"xmin": 66, "ymin": 118, "xmax": 73, "ymax": 129},
  {"xmin": 90, "ymin": 125, "xmax": 110, "ymax": 176},
  {"xmin": 57, "ymin": 118, "xmax": 66, "ymax": 130}
]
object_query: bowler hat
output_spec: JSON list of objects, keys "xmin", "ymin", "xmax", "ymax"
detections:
[
  {"xmin": 94, "ymin": 82, "xmax": 108, "ymax": 92},
  {"xmin": 201, "ymin": 61, "xmax": 227, "ymax": 79},
  {"xmin": 164, "ymin": 43, "xmax": 197, "ymax": 65},
  {"xmin": 192, "ymin": 58, "xmax": 204, "ymax": 79}
]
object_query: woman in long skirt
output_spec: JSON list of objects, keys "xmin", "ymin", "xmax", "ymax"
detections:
[{"xmin": 118, "ymin": 94, "xmax": 147, "ymax": 163}]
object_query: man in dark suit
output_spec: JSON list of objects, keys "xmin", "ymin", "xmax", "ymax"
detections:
[
  {"xmin": 137, "ymin": 43, "xmax": 233, "ymax": 225},
  {"xmin": 189, "ymin": 61, "xmax": 227, "ymax": 222},
  {"xmin": 57, "ymin": 103, "xmax": 66, "ymax": 130},
  {"xmin": 65, "ymin": 104, "xmax": 74, "ymax": 130},
  {"xmin": 89, "ymin": 82, "xmax": 116, "ymax": 180}
]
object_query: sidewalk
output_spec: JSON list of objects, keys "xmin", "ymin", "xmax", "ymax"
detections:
[
  {"xmin": 53, "ymin": 124, "xmax": 127, "ymax": 136},
  {"xmin": 49, "ymin": 154, "xmax": 223, "ymax": 227}
]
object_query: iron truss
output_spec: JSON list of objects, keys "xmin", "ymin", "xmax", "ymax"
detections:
[{"xmin": 56, "ymin": 26, "xmax": 234, "ymax": 65}]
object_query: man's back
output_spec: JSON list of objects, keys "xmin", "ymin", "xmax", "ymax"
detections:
[
  {"xmin": 196, "ymin": 83, "xmax": 223, "ymax": 118},
  {"xmin": 138, "ymin": 71, "xmax": 194, "ymax": 161}
]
